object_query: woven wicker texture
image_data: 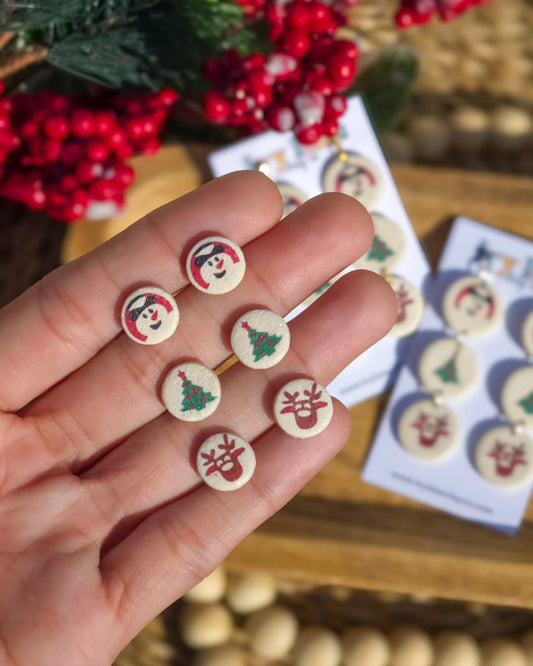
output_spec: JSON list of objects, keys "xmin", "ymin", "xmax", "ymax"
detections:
[{"xmin": 349, "ymin": 0, "xmax": 533, "ymax": 102}]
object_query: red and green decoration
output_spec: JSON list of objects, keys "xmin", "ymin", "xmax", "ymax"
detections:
[
  {"xmin": 518, "ymin": 391, "xmax": 533, "ymax": 415},
  {"xmin": 0, "ymin": 0, "xmax": 491, "ymax": 222},
  {"xmin": 367, "ymin": 234, "xmax": 394, "ymax": 262},
  {"xmin": 242, "ymin": 320, "xmax": 281, "ymax": 362},
  {"xmin": 178, "ymin": 370, "xmax": 217, "ymax": 412},
  {"xmin": 395, "ymin": 0, "xmax": 489, "ymax": 28},
  {"xmin": 434, "ymin": 356, "xmax": 459, "ymax": 384}
]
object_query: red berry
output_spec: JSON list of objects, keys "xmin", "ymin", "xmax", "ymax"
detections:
[
  {"xmin": 243, "ymin": 54, "xmax": 266, "ymax": 70},
  {"xmin": 138, "ymin": 137, "xmax": 160, "ymax": 155},
  {"xmin": 141, "ymin": 118, "xmax": 157, "ymax": 136},
  {"xmin": 335, "ymin": 40, "xmax": 359, "ymax": 60},
  {"xmin": 204, "ymin": 90, "xmax": 231, "ymax": 123},
  {"xmin": 296, "ymin": 124, "xmax": 322, "ymax": 144},
  {"xmin": 0, "ymin": 115, "xmax": 9, "ymax": 132},
  {"xmin": 60, "ymin": 142, "xmax": 85, "ymax": 166},
  {"xmin": 26, "ymin": 189, "xmax": 46, "ymax": 210},
  {"xmin": 156, "ymin": 88, "xmax": 178, "ymax": 106},
  {"xmin": 309, "ymin": 75, "xmax": 335, "ymax": 96},
  {"xmin": 327, "ymin": 54, "xmax": 356, "ymax": 87},
  {"xmin": 126, "ymin": 118, "xmax": 145, "ymax": 140},
  {"xmin": 43, "ymin": 139, "xmax": 62, "ymax": 162},
  {"xmin": 60, "ymin": 175, "xmax": 78, "ymax": 192},
  {"xmin": 76, "ymin": 161, "xmax": 98, "ymax": 182},
  {"xmin": 113, "ymin": 164, "xmax": 135, "ymax": 187},
  {"xmin": 86, "ymin": 139, "xmax": 109, "ymax": 162},
  {"xmin": 44, "ymin": 114, "xmax": 69, "ymax": 141},
  {"xmin": 307, "ymin": 1, "xmax": 334, "ymax": 33},
  {"xmin": 281, "ymin": 29, "xmax": 311, "ymax": 58},
  {"xmin": 113, "ymin": 143, "xmax": 134, "ymax": 160},
  {"xmin": 322, "ymin": 118, "xmax": 339, "ymax": 136},
  {"xmin": 51, "ymin": 95, "xmax": 70, "ymax": 112},
  {"xmin": 287, "ymin": 4, "xmax": 310, "ymax": 30},
  {"xmin": 93, "ymin": 112, "xmax": 116, "ymax": 136},
  {"xmin": 21, "ymin": 120, "xmax": 39, "ymax": 139},
  {"xmin": 70, "ymin": 110, "xmax": 94, "ymax": 138},
  {"xmin": 72, "ymin": 189, "xmax": 90, "ymax": 207},
  {"xmin": 326, "ymin": 94, "xmax": 347, "ymax": 117},
  {"xmin": 107, "ymin": 129, "xmax": 127, "ymax": 148},
  {"xmin": 0, "ymin": 98, "xmax": 11, "ymax": 114}
]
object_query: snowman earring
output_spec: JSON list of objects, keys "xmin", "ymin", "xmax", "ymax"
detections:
[
  {"xmin": 121, "ymin": 286, "xmax": 179, "ymax": 345},
  {"xmin": 321, "ymin": 147, "xmax": 383, "ymax": 211},
  {"xmin": 186, "ymin": 236, "xmax": 246, "ymax": 295},
  {"xmin": 276, "ymin": 182, "xmax": 308, "ymax": 219},
  {"xmin": 355, "ymin": 214, "xmax": 424, "ymax": 338},
  {"xmin": 474, "ymin": 311, "xmax": 533, "ymax": 488}
]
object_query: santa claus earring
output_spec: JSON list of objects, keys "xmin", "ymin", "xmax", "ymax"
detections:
[
  {"xmin": 474, "ymin": 311, "xmax": 533, "ymax": 489},
  {"xmin": 355, "ymin": 214, "xmax": 424, "ymax": 338}
]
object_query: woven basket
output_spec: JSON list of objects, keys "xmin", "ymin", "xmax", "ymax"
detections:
[{"xmin": 114, "ymin": 575, "xmax": 533, "ymax": 666}]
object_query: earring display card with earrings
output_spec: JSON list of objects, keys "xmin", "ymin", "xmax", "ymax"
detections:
[
  {"xmin": 363, "ymin": 217, "xmax": 533, "ymax": 534},
  {"xmin": 209, "ymin": 95, "xmax": 430, "ymax": 407}
]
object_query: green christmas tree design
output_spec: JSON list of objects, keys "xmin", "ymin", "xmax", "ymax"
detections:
[
  {"xmin": 367, "ymin": 234, "xmax": 394, "ymax": 263},
  {"xmin": 434, "ymin": 356, "xmax": 459, "ymax": 384},
  {"xmin": 179, "ymin": 371, "xmax": 216, "ymax": 412},
  {"xmin": 518, "ymin": 391, "xmax": 533, "ymax": 415},
  {"xmin": 242, "ymin": 321, "xmax": 281, "ymax": 362}
]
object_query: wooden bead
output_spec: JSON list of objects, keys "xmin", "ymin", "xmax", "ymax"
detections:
[
  {"xmin": 245, "ymin": 605, "xmax": 299, "ymax": 659},
  {"xmin": 179, "ymin": 602, "xmax": 234, "ymax": 649},
  {"xmin": 491, "ymin": 106, "xmax": 533, "ymax": 151},
  {"xmin": 434, "ymin": 631, "xmax": 481, "ymax": 666},
  {"xmin": 450, "ymin": 107, "xmax": 490, "ymax": 153},
  {"xmin": 342, "ymin": 626, "xmax": 390, "ymax": 666},
  {"xmin": 294, "ymin": 626, "xmax": 342, "ymax": 666},
  {"xmin": 192, "ymin": 645, "xmax": 246, "ymax": 666},
  {"xmin": 389, "ymin": 626, "xmax": 434, "ymax": 666},
  {"xmin": 407, "ymin": 115, "xmax": 451, "ymax": 162},
  {"xmin": 225, "ymin": 570, "xmax": 277, "ymax": 614},
  {"xmin": 481, "ymin": 638, "xmax": 527, "ymax": 666},
  {"xmin": 185, "ymin": 568, "xmax": 227, "ymax": 603}
]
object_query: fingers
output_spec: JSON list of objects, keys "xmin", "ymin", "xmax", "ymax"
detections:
[
  {"xmin": 101, "ymin": 401, "xmax": 351, "ymax": 635},
  {"xmin": 21, "ymin": 194, "xmax": 373, "ymax": 483},
  {"xmin": 0, "ymin": 172, "xmax": 282, "ymax": 413},
  {"xmin": 84, "ymin": 272, "xmax": 396, "ymax": 536}
]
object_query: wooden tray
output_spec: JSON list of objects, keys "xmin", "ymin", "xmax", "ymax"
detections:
[{"xmin": 63, "ymin": 146, "xmax": 533, "ymax": 609}]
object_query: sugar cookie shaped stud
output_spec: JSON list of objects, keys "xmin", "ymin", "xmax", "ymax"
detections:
[
  {"xmin": 389, "ymin": 275, "xmax": 425, "ymax": 338},
  {"xmin": 162, "ymin": 362, "xmax": 221, "ymax": 422},
  {"xmin": 520, "ymin": 310, "xmax": 533, "ymax": 358},
  {"xmin": 355, "ymin": 215, "xmax": 406, "ymax": 274},
  {"xmin": 274, "ymin": 378, "xmax": 333, "ymax": 438},
  {"xmin": 276, "ymin": 182, "xmax": 308, "ymax": 218},
  {"xmin": 197, "ymin": 433, "xmax": 256, "ymax": 491},
  {"xmin": 397, "ymin": 399, "xmax": 460, "ymax": 461},
  {"xmin": 321, "ymin": 151, "xmax": 383, "ymax": 211},
  {"xmin": 231, "ymin": 309, "xmax": 290, "ymax": 369},
  {"xmin": 442, "ymin": 275, "xmax": 502, "ymax": 336},
  {"xmin": 418, "ymin": 337, "xmax": 478, "ymax": 399},
  {"xmin": 187, "ymin": 236, "xmax": 246, "ymax": 295},
  {"xmin": 121, "ymin": 286, "xmax": 179, "ymax": 345},
  {"xmin": 475, "ymin": 426, "xmax": 533, "ymax": 488}
]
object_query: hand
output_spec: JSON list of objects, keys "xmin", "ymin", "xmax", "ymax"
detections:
[{"xmin": 0, "ymin": 171, "xmax": 396, "ymax": 665}]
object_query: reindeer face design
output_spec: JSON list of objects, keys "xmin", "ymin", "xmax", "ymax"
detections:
[
  {"xmin": 197, "ymin": 433, "xmax": 256, "ymax": 491},
  {"xmin": 488, "ymin": 441, "xmax": 527, "ymax": 477},
  {"xmin": 274, "ymin": 379, "xmax": 333, "ymax": 438},
  {"xmin": 411, "ymin": 412, "xmax": 450, "ymax": 447}
]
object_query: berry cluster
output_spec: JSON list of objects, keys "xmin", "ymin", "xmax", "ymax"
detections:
[
  {"xmin": 0, "ymin": 83, "xmax": 177, "ymax": 222},
  {"xmin": 395, "ymin": 0, "xmax": 488, "ymax": 28},
  {"xmin": 203, "ymin": 0, "xmax": 358, "ymax": 144}
]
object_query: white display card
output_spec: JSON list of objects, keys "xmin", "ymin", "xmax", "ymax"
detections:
[
  {"xmin": 364, "ymin": 217, "xmax": 533, "ymax": 534},
  {"xmin": 209, "ymin": 96, "xmax": 430, "ymax": 406}
]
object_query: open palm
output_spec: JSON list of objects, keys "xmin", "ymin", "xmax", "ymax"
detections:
[{"xmin": 0, "ymin": 171, "xmax": 395, "ymax": 666}]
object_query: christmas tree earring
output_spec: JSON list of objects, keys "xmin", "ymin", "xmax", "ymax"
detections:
[
  {"xmin": 231, "ymin": 309, "xmax": 290, "ymax": 369},
  {"xmin": 474, "ymin": 312, "xmax": 533, "ymax": 488},
  {"xmin": 355, "ymin": 214, "xmax": 424, "ymax": 338},
  {"xmin": 162, "ymin": 362, "xmax": 221, "ymax": 422}
]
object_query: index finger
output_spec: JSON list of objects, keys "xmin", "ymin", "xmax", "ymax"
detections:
[{"xmin": 0, "ymin": 171, "xmax": 283, "ymax": 413}]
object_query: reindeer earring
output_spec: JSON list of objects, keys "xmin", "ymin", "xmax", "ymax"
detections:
[
  {"xmin": 474, "ymin": 312, "xmax": 533, "ymax": 488},
  {"xmin": 197, "ymin": 432, "xmax": 256, "ymax": 491},
  {"xmin": 355, "ymin": 214, "xmax": 424, "ymax": 338},
  {"xmin": 273, "ymin": 378, "xmax": 333, "ymax": 439},
  {"xmin": 397, "ymin": 273, "xmax": 503, "ymax": 460}
]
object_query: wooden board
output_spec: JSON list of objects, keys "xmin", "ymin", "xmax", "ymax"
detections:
[{"xmin": 62, "ymin": 147, "xmax": 533, "ymax": 607}]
